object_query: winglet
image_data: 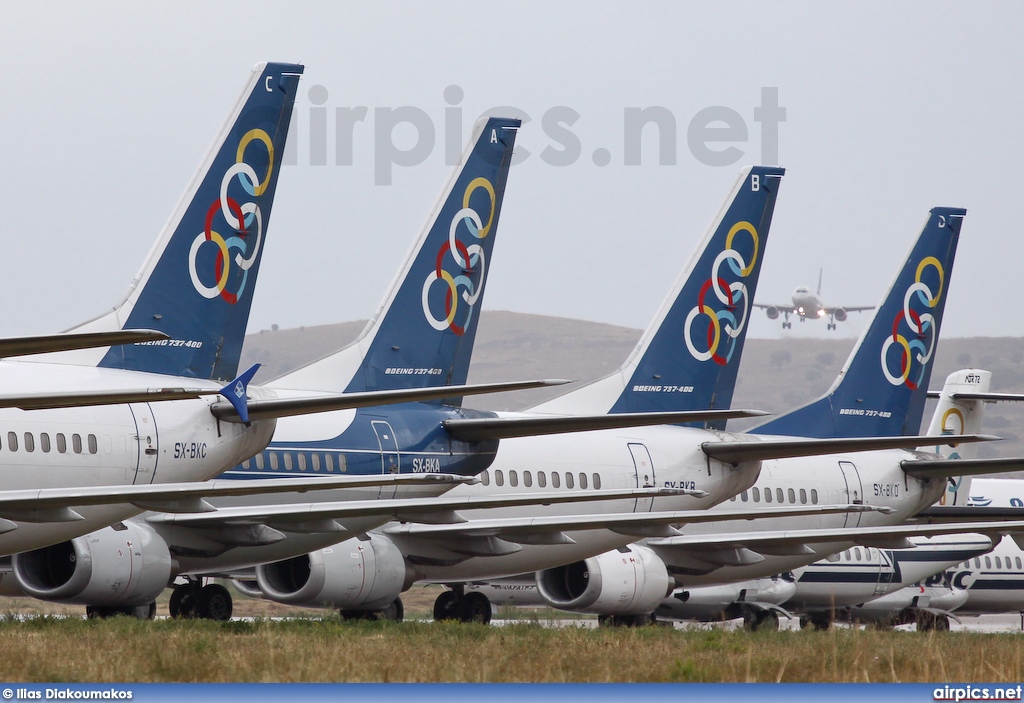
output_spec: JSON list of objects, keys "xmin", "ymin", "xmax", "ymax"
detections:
[{"xmin": 220, "ymin": 364, "xmax": 261, "ymax": 426}]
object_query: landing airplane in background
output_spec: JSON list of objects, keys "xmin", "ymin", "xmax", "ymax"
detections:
[{"xmin": 755, "ymin": 269, "xmax": 873, "ymax": 330}]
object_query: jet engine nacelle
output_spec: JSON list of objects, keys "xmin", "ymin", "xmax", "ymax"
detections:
[
  {"xmin": 535, "ymin": 544, "xmax": 673, "ymax": 616},
  {"xmin": 12, "ymin": 522, "xmax": 171, "ymax": 606},
  {"xmin": 765, "ymin": 306, "xmax": 780, "ymax": 320},
  {"xmin": 834, "ymin": 308, "xmax": 847, "ymax": 322},
  {"xmin": 256, "ymin": 534, "xmax": 407, "ymax": 610}
]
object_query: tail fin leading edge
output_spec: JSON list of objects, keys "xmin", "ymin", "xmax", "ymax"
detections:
[
  {"xmin": 91, "ymin": 62, "xmax": 303, "ymax": 381},
  {"xmin": 272, "ymin": 117, "xmax": 520, "ymax": 398},
  {"xmin": 533, "ymin": 166, "xmax": 785, "ymax": 424},
  {"xmin": 755, "ymin": 207, "xmax": 967, "ymax": 438}
]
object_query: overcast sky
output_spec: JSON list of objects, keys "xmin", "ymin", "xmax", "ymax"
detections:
[{"xmin": 1, "ymin": 2, "xmax": 1020, "ymax": 342}]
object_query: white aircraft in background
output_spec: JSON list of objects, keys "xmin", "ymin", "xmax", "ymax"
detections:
[
  {"xmin": 755, "ymin": 269, "xmax": 873, "ymax": 330},
  {"xmin": 463, "ymin": 369, "xmax": 1005, "ymax": 629}
]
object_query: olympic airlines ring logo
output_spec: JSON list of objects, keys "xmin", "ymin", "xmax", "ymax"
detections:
[
  {"xmin": 683, "ymin": 221, "xmax": 759, "ymax": 365},
  {"xmin": 421, "ymin": 177, "xmax": 496, "ymax": 336},
  {"xmin": 881, "ymin": 256, "xmax": 944, "ymax": 389},
  {"xmin": 188, "ymin": 128, "xmax": 274, "ymax": 304}
]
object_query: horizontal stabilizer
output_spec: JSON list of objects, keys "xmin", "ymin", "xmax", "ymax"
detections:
[
  {"xmin": 951, "ymin": 392, "xmax": 1024, "ymax": 402},
  {"xmin": 211, "ymin": 379, "xmax": 569, "ymax": 423},
  {"xmin": 902, "ymin": 456, "xmax": 1024, "ymax": 480},
  {"xmin": 443, "ymin": 409, "xmax": 769, "ymax": 441},
  {"xmin": 702, "ymin": 433, "xmax": 999, "ymax": 465},
  {"xmin": 0, "ymin": 387, "xmax": 220, "ymax": 411},
  {"xmin": 0, "ymin": 329, "xmax": 169, "ymax": 359}
]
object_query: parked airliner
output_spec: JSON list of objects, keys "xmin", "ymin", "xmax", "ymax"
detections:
[
  {"xmin": 516, "ymin": 209, "xmax": 1024, "ymax": 624},
  {"xmin": 3, "ymin": 117, "xmax": 705, "ymax": 619},
  {"xmin": 229, "ymin": 183, "xmax": 990, "ymax": 623}
]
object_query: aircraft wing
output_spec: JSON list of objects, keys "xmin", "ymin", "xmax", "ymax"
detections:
[
  {"xmin": 901, "ymin": 456, "xmax": 1024, "ymax": 480},
  {"xmin": 925, "ymin": 391, "xmax": 1024, "ymax": 402},
  {"xmin": 644, "ymin": 520, "xmax": 1024, "ymax": 557},
  {"xmin": 701, "ymin": 433, "xmax": 998, "ymax": 465},
  {"xmin": 753, "ymin": 303, "xmax": 797, "ymax": 313},
  {"xmin": 443, "ymin": 409, "xmax": 769, "ymax": 442},
  {"xmin": 378, "ymin": 504, "xmax": 885, "ymax": 540},
  {"xmin": 0, "ymin": 475, "xmax": 473, "ymax": 527},
  {"xmin": 143, "ymin": 487, "xmax": 712, "ymax": 531},
  {"xmin": 823, "ymin": 306, "xmax": 874, "ymax": 314},
  {"xmin": 210, "ymin": 379, "xmax": 569, "ymax": 423},
  {"xmin": 146, "ymin": 500, "xmax": 882, "ymax": 550},
  {"xmin": 0, "ymin": 387, "xmax": 223, "ymax": 411},
  {"xmin": 0, "ymin": 329, "xmax": 169, "ymax": 358}
]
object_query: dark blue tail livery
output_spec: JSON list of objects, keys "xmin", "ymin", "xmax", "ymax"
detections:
[
  {"xmin": 96, "ymin": 62, "xmax": 303, "ymax": 381},
  {"xmin": 754, "ymin": 207, "xmax": 966, "ymax": 438},
  {"xmin": 275, "ymin": 117, "xmax": 519, "ymax": 397},
  {"xmin": 531, "ymin": 167, "xmax": 784, "ymax": 422}
]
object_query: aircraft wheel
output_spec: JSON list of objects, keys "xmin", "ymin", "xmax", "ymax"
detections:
[
  {"xmin": 458, "ymin": 592, "xmax": 492, "ymax": 624},
  {"xmin": 433, "ymin": 590, "xmax": 460, "ymax": 622},
  {"xmin": 130, "ymin": 602, "xmax": 157, "ymax": 620},
  {"xmin": 756, "ymin": 610, "xmax": 780, "ymax": 631},
  {"xmin": 380, "ymin": 597, "xmax": 404, "ymax": 622},
  {"xmin": 802, "ymin": 613, "xmax": 831, "ymax": 631},
  {"xmin": 169, "ymin": 585, "xmax": 197, "ymax": 619},
  {"xmin": 86, "ymin": 606, "xmax": 117, "ymax": 619},
  {"xmin": 196, "ymin": 584, "xmax": 233, "ymax": 621}
]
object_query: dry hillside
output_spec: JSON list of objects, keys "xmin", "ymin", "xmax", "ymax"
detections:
[{"xmin": 239, "ymin": 311, "xmax": 1024, "ymax": 468}]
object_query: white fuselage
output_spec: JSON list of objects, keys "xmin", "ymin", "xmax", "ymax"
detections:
[
  {"xmin": 792, "ymin": 287, "xmax": 825, "ymax": 319},
  {"xmin": 385, "ymin": 424, "xmax": 759, "ymax": 582},
  {"xmin": 158, "ymin": 422, "xmax": 755, "ymax": 580},
  {"xmin": 785, "ymin": 534, "xmax": 994, "ymax": 611},
  {"xmin": 641, "ymin": 448, "xmax": 946, "ymax": 588},
  {"xmin": 0, "ymin": 358, "xmax": 275, "ymax": 554},
  {"xmin": 944, "ymin": 535, "xmax": 1024, "ymax": 615}
]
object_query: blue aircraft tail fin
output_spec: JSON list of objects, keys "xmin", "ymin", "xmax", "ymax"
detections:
[
  {"xmin": 74, "ymin": 63, "xmax": 302, "ymax": 381},
  {"xmin": 754, "ymin": 207, "xmax": 966, "ymax": 438},
  {"xmin": 532, "ymin": 166, "xmax": 785, "ymax": 426},
  {"xmin": 271, "ymin": 117, "xmax": 520, "ymax": 398}
]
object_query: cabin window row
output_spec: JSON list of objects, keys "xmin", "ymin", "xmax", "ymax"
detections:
[
  {"xmin": 479, "ymin": 469, "xmax": 602, "ymax": 491},
  {"xmin": 730, "ymin": 486, "xmax": 818, "ymax": 505},
  {"xmin": 963, "ymin": 556, "xmax": 1024, "ymax": 570},
  {"xmin": 241, "ymin": 451, "xmax": 348, "ymax": 473},
  {"xmin": 0, "ymin": 431, "xmax": 98, "ymax": 455}
]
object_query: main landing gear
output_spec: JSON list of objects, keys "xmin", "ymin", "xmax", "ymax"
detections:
[
  {"xmin": 433, "ymin": 587, "xmax": 493, "ymax": 624},
  {"xmin": 341, "ymin": 598, "xmax": 405, "ymax": 622},
  {"xmin": 169, "ymin": 579, "xmax": 234, "ymax": 621},
  {"xmin": 86, "ymin": 602, "xmax": 157, "ymax": 620}
]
